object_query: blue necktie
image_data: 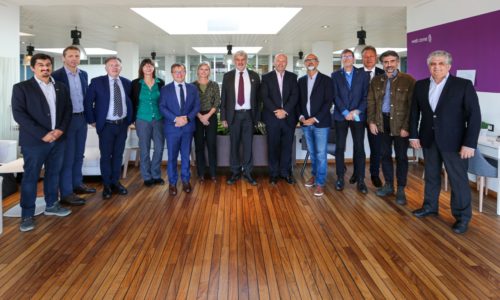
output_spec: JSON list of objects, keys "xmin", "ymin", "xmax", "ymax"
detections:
[{"xmin": 179, "ymin": 84, "xmax": 185, "ymax": 114}]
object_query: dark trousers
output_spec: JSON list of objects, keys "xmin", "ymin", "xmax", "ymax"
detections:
[
  {"xmin": 366, "ymin": 123, "xmax": 382, "ymax": 177},
  {"xmin": 266, "ymin": 120, "xmax": 294, "ymax": 177},
  {"xmin": 194, "ymin": 113, "xmax": 217, "ymax": 178},
  {"xmin": 380, "ymin": 115, "xmax": 409, "ymax": 187},
  {"xmin": 335, "ymin": 120, "xmax": 366, "ymax": 180},
  {"xmin": 422, "ymin": 142, "xmax": 472, "ymax": 222},
  {"xmin": 98, "ymin": 122, "xmax": 128, "ymax": 186},
  {"xmin": 229, "ymin": 111, "xmax": 253, "ymax": 176},
  {"xmin": 21, "ymin": 141, "xmax": 65, "ymax": 218},
  {"xmin": 59, "ymin": 114, "xmax": 88, "ymax": 197}
]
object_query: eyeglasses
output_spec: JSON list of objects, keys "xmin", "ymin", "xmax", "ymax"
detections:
[
  {"xmin": 172, "ymin": 71, "xmax": 186, "ymax": 75},
  {"xmin": 341, "ymin": 55, "xmax": 354, "ymax": 59},
  {"xmin": 304, "ymin": 58, "xmax": 318, "ymax": 63}
]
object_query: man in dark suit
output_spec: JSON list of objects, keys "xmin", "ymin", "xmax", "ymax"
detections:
[
  {"xmin": 12, "ymin": 53, "xmax": 73, "ymax": 232},
  {"xmin": 84, "ymin": 56, "xmax": 134, "ymax": 199},
  {"xmin": 410, "ymin": 50, "xmax": 481, "ymax": 234},
  {"xmin": 361, "ymin": 46, "xmax": 385, "ymax": 188},
  {"xmin": 298, "ymin": 53, "xmax": 333, "ymax": 197},
  {"xmin": 159, "ymin": 63, "xmax": 200, "ymax": 196},
  {"xmin": 221, "ymin": 50, "xmax": 261, "ymax": 185},
  {"xmin": 52, "ymin": 46, "xmax": 94, "ymax": 207},
  {"xmin": 260, "ymin": 53, "xmax": 298, "ymax": 185},
  {"xmin": 331, "ymin": 49, "xmax": 369, "ymax": 194}
]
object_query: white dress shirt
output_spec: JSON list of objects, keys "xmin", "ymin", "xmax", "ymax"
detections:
[
  {"xmin": 35, "ymin": 76, "xmax": 56, "ymax": 130},
  {"xmin": 106, "ymin": 76, "xmax": 127, "ymax": 120},
  {"xmin": 429, "ymin": 73, "xmax": 449, "ymax": 112}
]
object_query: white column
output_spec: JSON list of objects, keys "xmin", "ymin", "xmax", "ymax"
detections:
[
  {"xmin": 115, "ymin": 42, "xmax": 139, "ymax": 80},
  {"xmin": 312, "ymin": 41, "xmax": 333, "ymax": 75},
  {"xmin": 0, "ymin": 3, "xmax": 20, "ymax": 140}
]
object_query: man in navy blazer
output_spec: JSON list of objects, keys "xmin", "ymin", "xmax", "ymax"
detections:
[
  {"xmin": 260, "ymin": 53, "xmax": 298, "ymax": 185},
  {"xmin": 331, "ymin": 49, "xmax": 369, "ymax": 194},
  {"xmin": 410, "ymin": 50, "xmax": 481, "ymax": 234},
  {"xmin": 361, "ymin": 46, "xmax": 385, "ymax": 188},
  {"xmin": 298, "ymin": 53, "xmax": 333, "ymax": 197},
  {"xmin": 52, "ymin": 46, "xmax": 94, "ymax": 207},
  {"xmin": 221, "ymin": 50, "xmax": 261, "ymax": 186},
  {"xmin": 84, "ymin": 56, "xmax": 134, "ymax": 199},
  {"xmin": 12, "ymin": 53, "xmax": 73, "ymax": 232},
  {"xmin": 159, "ymin": 63, "xmax": 200, "ymax": 196}
]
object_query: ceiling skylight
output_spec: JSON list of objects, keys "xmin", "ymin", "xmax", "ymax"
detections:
[
  {"xmin": 131, "ymin": 7, "xmax": 302, "ymax": 35},
  {"xmin": 193, "ymin": 47, "xmax": 262, "ymax": 54},
  {"xmin": 36, "ymin": 48, "xmax": 118, "ymax": 56}
]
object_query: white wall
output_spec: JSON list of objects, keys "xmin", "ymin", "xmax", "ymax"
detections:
[{"xmin": 407, "ymin": 1, "xmax": 500, "ymax": 194}]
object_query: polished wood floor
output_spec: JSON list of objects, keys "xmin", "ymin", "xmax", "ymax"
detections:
[{"xmin": 1, "ymin": 163, "xmax": 499, "ymax": 299}]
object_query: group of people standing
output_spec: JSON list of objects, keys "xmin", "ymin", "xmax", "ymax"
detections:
[{"xmin": 12, "ymin": 45, "xmax": 480, "ymax": 234}]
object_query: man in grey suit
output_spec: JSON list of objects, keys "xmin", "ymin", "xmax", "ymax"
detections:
[{"xmin": 220, "ymin": 50, "xmax": 261, "ymax": 185}]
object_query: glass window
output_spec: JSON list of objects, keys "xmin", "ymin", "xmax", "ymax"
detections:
[{"xmin": 256, "ymin": 55, "xmax": 270, "ymax": 76}]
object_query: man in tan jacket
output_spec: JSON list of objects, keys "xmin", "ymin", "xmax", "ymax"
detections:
[{"xmin": 367, "ymin": 50, "xmax": 415, "ymax": 205}]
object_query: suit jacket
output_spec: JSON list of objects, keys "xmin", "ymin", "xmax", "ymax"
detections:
[
  {"xmin": 84, "ymin": 75, "xmax": 134, "ymax": 134},
  {"xmin": 12, "ymin": 77, "xmax": 72, "ymax": 146},
  {"xmin": 159, "ymin": 81, "xmax": 200, "ymax": 134},
  {"xmin": 298, "ymin": 72, "xmax": 333, "ymax": 128},
  {"xmin": 131, "ymin": 78, "xmax": 165, "ymax": 121},
  {"xmin": 260, "ymin": 70, "xmax": 298, "ymax": 128},
  {"xmin": 409, "ymin": 75, "xmax": 481, "ymax": 151},
  {"xmin": 220, "ymin": 69, "xmax": 261, "ymax": 125},
  {"xmin": 52, "ymin": 67, "xmax": 88, "ymax": 102},
  {"xmin": 331, "ymin": 67, "xmax": 369, "ymax": 122}
]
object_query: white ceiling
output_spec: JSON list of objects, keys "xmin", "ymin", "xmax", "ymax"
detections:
[{"xmin": 13, "ymin": 0, "xmax": 423, "ymax": 56}]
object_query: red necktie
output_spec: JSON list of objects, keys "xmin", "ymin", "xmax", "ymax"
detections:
[{"xmin": 237, "ymin": 72, "xmax": 244, "ymax": 106}]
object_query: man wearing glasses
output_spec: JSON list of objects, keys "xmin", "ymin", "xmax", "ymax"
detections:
[
  {"xmin": 331, "ymin": 49, "xmax": 369, "ymax": 194},
  {"xmin": 367, "ymin": 51, "xmax": 415, "ymax": 205},
  {"xmin": 298, "ymin": 53, "xmax": 333, "ymax": 197},
  {"xmin": 159, "ymin": 63, "xmax": 200, "ymax": 196}
]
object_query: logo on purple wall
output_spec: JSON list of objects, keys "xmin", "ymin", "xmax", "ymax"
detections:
[{"xmin": 410, "ymin": 33, "xmax": 432, "ymax": 44}]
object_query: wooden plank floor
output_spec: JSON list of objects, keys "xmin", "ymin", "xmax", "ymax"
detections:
[{"xmin": 1, "ymin": 164, "xmax": 499, "ymax": 299}]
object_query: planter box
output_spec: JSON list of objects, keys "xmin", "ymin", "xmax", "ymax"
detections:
[{"xmin": 216, "ymin": 135, "xmax": 268, "ymax": 167}]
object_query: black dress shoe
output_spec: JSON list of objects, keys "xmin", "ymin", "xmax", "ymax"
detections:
[
  {"xmin": 281, "ymin": 175, "xmax": 295, "ymax": 184},
  {"xmin": 227, "ymin": 173, "xmax": 241, "ymax": 185},
  {"xmin": 244, "ymin": 174, "xmax": 257, "ymax": 186},
  {"xmin": 102, "ymin": 186, "xmax": 112, "ymax": 199},
  {"xmin": 144, "ymin": 179, "xmax": 154, "ymax": 187},
  {"xmin": 169, "ymin": 184, "xmax": 177, "ymax": 196},
  {"xmin": 269, "ymin": 176, "xmax": 278, "ymax": 185},
  {"xmin": 111, "ymin": 183, "xmax": 128, "ymax": 195},
  {"xmin": 357, "ymin": 181, "xmax": 368, "ymax": 194},
  {"xmin": 452, "ymin": 221, "xmax": 469, "ymax": 234},
  {"xmin": 371, "ymin": 175, "xmax": 382, "ymax": 188},
  {"xmin": 182, "ymin": 181, "xmax": 192, "ymax": 193},
  {"xmin": 61, "ymin": 194, "xmax": 86, "ymax": 206},
  {"xmin": 349, "ymin": 174, "xmax": 357, "ymax": 184},
  {"xmin": 153, "ymin": 178, "xmax": 165, "ymax": 185},
  {"xmin": 74, "ymin": 184, "xmax": 97, "ymax": 194},
  {"xmin": 335, "ymin": 178, "xmax": 344, "ymax": 191},
  {"xmin": 412, "ymin": 208, "xmax": 438, "ymax": 218}
]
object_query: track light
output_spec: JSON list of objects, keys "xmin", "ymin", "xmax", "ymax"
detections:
[
  {"xmin": 296, "ymin": 51, "xmax": 304, "ymax": 68},
  {"xmin": 225, "ymin": 44, "xmax": 233, "ymax": 65},
  {"xmin": 24, "ymin": 44, "xmax": 34, "ymax": 66},
  {"xmin": 71, "ymin": 26, "xmax": 87, "ymax": 60},
  {"xmin": 353, "ymin": 27, "xmax": 366, "ymax": 60},
  {"xmin": 151, "ymin": 51, "xmax": 159, "ymax": 67}
]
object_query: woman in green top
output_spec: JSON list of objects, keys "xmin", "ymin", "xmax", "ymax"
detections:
[
  {"xmin": 192, "ymin": 62, "xmax": 221, "ymax": 182},
  {"xmin": 131, "ymin": 58, "xmax": 165, "ymax": 186}
]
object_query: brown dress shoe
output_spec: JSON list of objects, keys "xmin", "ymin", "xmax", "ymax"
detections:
[
  {"xmin": 182, "ymin": 181, "xmax": 192, "ymax": 193},
  {"xmin": 169, "ymin": 184, "xmax": 177, "ymax": 196}
]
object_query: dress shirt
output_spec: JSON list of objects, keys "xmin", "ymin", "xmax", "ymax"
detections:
[
  {"xmin": 343, "ymin": 69, "xmax": 353, "ymax": 89},
  {"xmin": 35, "ymin": 76, "xmax": 56, "ymax": 129},
  {"xmin": 174, "ymin": 81, "xmax": 187, "ymax": 110},
  {"xmin": 64, "ymin": 66, "xmax": 84, "ymax": 113},
  {"xmin": 275, "ymin": 70, "xmax": 284, "ymax": 104},
  {"xmin": 429, "ymin": 73, "xmax": 449, "ymax": 112},
  {"xmin": 234, "ymin": 69, "xmax": 251, "ymax": 110},
  {"xmin": 382, "ymin": 70, "xmax": 398, "ymax": 113},
  {"xmin": 106, "ymin": 76, "xmax": 127, "ymax": 120}
]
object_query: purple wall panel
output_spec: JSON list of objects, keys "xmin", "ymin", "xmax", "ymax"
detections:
[{"xmin": 407, "ymin": 10, "xmax": 500, "ymax": 93}]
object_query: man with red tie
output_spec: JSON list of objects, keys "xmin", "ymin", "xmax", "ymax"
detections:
[{"xmin": 220, "ymin": 50, "xmax": 261, "ymax": 185}]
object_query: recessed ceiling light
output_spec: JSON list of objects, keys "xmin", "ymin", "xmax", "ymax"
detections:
[
  {"xmin": 112, "ymin": 25, "xmax": 122, "ymax": 29},
  {"xmin": 131, "ymin": 7, "xmax": 302, "ymax": 35},
  {"xmin": 193, "ymin": 46, "xmax": 262, "ymax": 54},
  {"xmin": 321, "ymin": 25, "xmax": 330, "ymax": 29},
  {"xmin": 19, "ymin": 32, "xmax": 35, "ymax": 37},
  {"xmin": 36, "ymin": 48, "xmax": 118, "ymax": 56}
]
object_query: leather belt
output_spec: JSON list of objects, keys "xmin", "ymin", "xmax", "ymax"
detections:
[
  {"xmin": 73, "ymin": 112, "xmax": 85, "ymax": 115},
  {"xmin": 105, "ymin": 118, "xmax": 126, "ymax": 125},
  {"xmin": 235, "ymin": 109, "xmax": 251, "ymax": 113}
]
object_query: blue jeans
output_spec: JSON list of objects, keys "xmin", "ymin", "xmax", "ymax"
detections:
[
  {"xmin": 302, "ymin": 125, "xmax": 329, "ymax": 186},
  {"xmin": 59, "ymin": 114, "xmax": 88, "ymax": 197},
  {"xmin": 21, "ymin": 141, "xmax": 65, "ymax": 218},
  {"xmin": 135, "ymin": 119, "xmax": 165, "ymax": 180}
]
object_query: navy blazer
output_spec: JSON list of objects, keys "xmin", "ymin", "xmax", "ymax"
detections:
[
  {"xmin": 260, "ymin": 70, "xmax": 299, "ymax": 128},
  {"xmin": 84, "ymin": 75, "xmax": 134, "ymax": 134},
  {"xmin": 298, "ymin": 72, "xmax": 333, "ymax": 128},
  {"xmin": 52, "ymin": 67, "xmax": 88, "ymax": 103},
  {"xmin": 12, "ymin": 77, "xmax": 72, "ymax": 146},
  {"xmin": 409, "ymin": 75, "xmax": 481, "ymax": 151},
  {"xmin": 331, "ymin": 67, "xmax": 369, "ymax": 122},
  {"xmin": 220, "ymin": 69, "xmax": 261, "ymax": 125},
  {"xmin": 159, "ymin": 81, "xmax": 200, "ymax": 134}
]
